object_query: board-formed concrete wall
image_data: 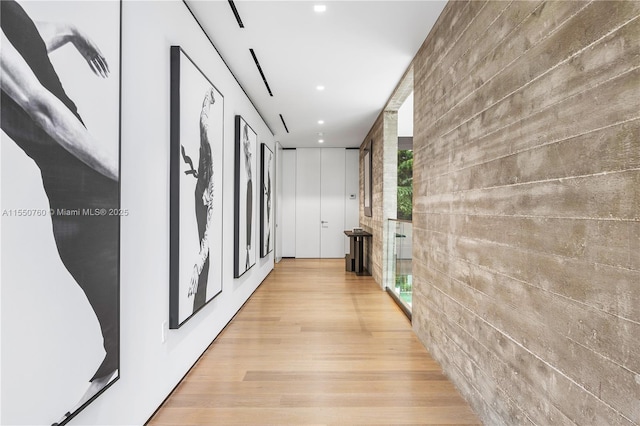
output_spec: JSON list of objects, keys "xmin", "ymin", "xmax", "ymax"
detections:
[{"xmin": 410, "ymin": 1, "xmax": 640, "ymax": 424}]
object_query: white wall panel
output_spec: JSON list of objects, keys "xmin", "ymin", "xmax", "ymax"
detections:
[{"xmin": 294, "ymin": 149, "xmax": 321, "ymax": 258}]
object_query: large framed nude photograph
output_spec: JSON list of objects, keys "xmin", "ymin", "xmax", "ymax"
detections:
[
  {"xmin": 169, "ymin": 46, "xmax": 224, "ymax": 329},
  {"xmin": 234, "ymin": 115, "xmax": 257, "ymax": 277},
  {"xmin": 260, "ymin": 143, "xmax": 274, "ymax": 258},
  {"xmin": 0, "ymin": 1, "xmax": 121, "ymax": 425},
  {"xmin": 364, "ymin": 138, "xmax": 373, "ymax": 217}
]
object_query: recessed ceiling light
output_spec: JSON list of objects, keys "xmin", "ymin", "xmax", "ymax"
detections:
[
  {"xmin": 318, "ymin": 120, "xmax": 325, "ymax": 125},
  {"xmin": 314, "ymin": 5, "xmax": 326, "ymax": 13},
  {"xmin": 316, "ymin": 85, "xmax": 325, "ymax": 91},
  {"xmin": 318, "ymin": 139, "xmax": 324, "ymax": 143}
]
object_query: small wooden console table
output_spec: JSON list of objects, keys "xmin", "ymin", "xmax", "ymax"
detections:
[{"xmin": 344, "ymin": 230, "xmax": 372, "ymax": 276}]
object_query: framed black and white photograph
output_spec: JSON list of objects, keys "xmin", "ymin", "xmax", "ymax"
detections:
[
  {"xmin": 170, "ymin": 46, "xmax": 224, "ymax": 329},
  {"xmin": 260, "ymin": 143, "xmax": 274, "ymax": 258},
  {"xmin": 364, "ymin": 139, "xmax": 373, "ymax": 217},
  {"xmin": 234, "ymin": 115, "xmax": 257, "ymax": 277},
  {"xmin": 0, "ymin": 1, "xmax": 121, "ymax": 425}
]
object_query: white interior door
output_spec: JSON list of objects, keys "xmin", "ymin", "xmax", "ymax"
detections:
[
  {"xmin": 295, "ymin": 148, "xmax": 321, "ymax": 258},
  {"xmin": 320, "ymin": 149, "xmax": 346, "ymax": 258}
]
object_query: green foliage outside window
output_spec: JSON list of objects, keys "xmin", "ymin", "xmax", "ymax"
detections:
[
  {"xmin": 397, "ymin": 150, "xmax": 413, "ymax": 221},
  {"xmin": 395, "ymin": 274, "xmax": 412, "ymax": 292}
]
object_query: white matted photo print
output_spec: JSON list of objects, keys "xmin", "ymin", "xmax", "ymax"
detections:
[
  {"xmin": 170, "ymin": 46, "xmax": 224, "ymax": 328},
  {"xmin": 1, "ymin": 1, "xmax": 121, "ymax": 425},
  {"xmin": 260, "ymin": 143, "xmax": 274, "ymax": 258},
  {"xmin": 234, "ymin": 115, "xmax": 257, "ymax": 277}
]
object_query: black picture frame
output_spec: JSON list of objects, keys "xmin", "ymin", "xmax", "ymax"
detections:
[
  {"xmin": 169, "ymin": 46, "xmax": 224, "ymax": 329},
  {"xmin": 0, "ymin": 1, "xmax": 121, "ymax": 424},
  {"xmin": 234, "ymin": 115, "xmax": 258, "ymax": 277},
  {"xmin": 364, "ymin": 139, "xmax": 373, "ymax": 217},
  {"xmin": 260, "ymin": 143, "xmax": 274, "ymax": 258}
]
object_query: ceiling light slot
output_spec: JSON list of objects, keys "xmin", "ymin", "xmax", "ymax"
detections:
[
  {"xmin": 250, "ymin": 49, "xmax": 273, "ymax": 97},
  {"xmin": 228, "ymin": 1, "xmax": 245, "ymax": 28},
  {"xmin": 279, "ymin": 114, "xmax": 290, "ymax": 133}
]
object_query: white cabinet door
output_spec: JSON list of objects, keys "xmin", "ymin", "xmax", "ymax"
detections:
[
  {"xmin": 295, "ymin": 149, "xmax": 321, "ymax": 258},
  {"xmin": 320, "ymin": 149, "xmax": 346, "ymax": 258}
]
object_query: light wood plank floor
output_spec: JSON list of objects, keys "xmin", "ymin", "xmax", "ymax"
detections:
[{"xmin": 147, "ymin": 259, "xmax": 480, "ymax": 425}]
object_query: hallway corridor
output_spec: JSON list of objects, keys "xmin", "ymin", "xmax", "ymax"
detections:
[{"xmin": 148, "ymin": 259, "xmax": 480, "ymax": 425}]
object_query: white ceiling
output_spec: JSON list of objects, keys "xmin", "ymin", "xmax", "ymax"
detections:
[{"xmin": 186, "ymin": 0, "xmax": 446, "ymax": 148}]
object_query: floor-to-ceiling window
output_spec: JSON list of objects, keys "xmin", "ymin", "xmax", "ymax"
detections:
[{"xmin": 386, "ymin": 91, "xmax": 413, "ymax": 316}]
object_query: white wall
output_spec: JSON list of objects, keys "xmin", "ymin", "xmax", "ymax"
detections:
[{"xmin": 1, "ymin": 1, "xmax": 274, "ymax": 425}]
